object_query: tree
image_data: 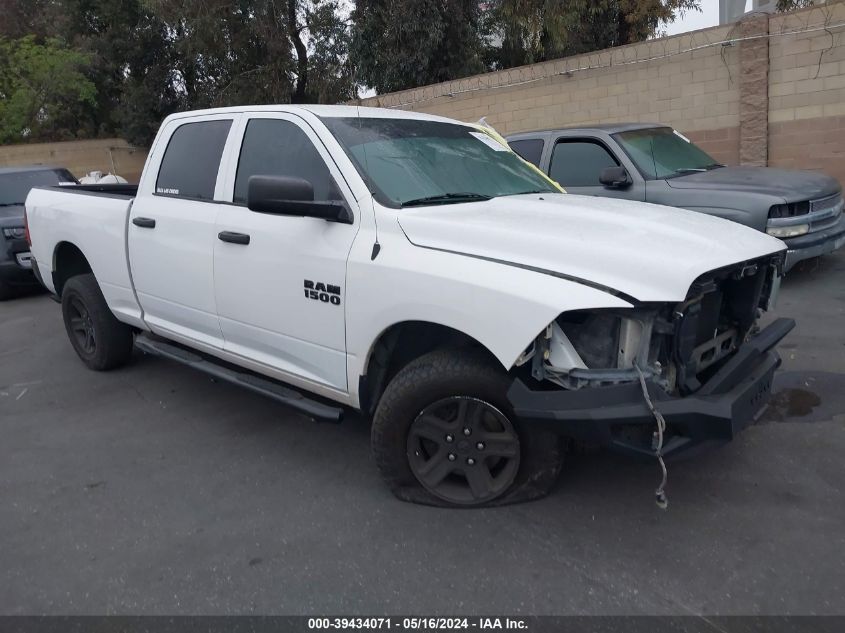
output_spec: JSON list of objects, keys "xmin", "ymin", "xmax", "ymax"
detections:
[
  {"xmin": 146, "ymin": 0, "xmax": 355, "ymax": 109},
  {"xmin": 56, "ymin": 0, "xmax": 180, "ymax": 145},
  {"xmin": 284, "ymin": 0, "xmax": 357, "ymax": 103},
  {"xmin": 306, "ymin": 0, "xmax": 357, "ymax": 103},
  {"xmin": 489, "ymin": 0, "xmax": 701, "ymax": 70},
  {"xmin": 776, "ymin": 0, "xmax": 815, "ymax": 10},
  {"xmin": 141, "ymin": 0, "xmax": 280, "ymax": 111},
  {"xmin": 0, "ymin": 0, "xmax": 68, "ymax": 40},
  {"xmin": 350, "ymin": 0, "xmax": 486, "ymax": 93},
  {"xmin": 1, "ymin": 0, "xmax": 356, "ymax": 146},
  {"xmin": 0, "ymin": 36, "xmax": 97, "ymax": 144}
]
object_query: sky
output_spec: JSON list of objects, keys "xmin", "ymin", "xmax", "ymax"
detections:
[{"xmin": 665, "ymin": 0, "xmax": 721, "ymax": 36}]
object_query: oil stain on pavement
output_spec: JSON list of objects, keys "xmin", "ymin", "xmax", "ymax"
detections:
[{"xmin": 759, "ymin": 371, "xmax": 845, "ymax": 424}]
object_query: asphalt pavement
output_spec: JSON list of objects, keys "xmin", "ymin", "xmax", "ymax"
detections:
[{"xmin": 1, "ymin": 251, "xmax": 843, "ymax": 615}]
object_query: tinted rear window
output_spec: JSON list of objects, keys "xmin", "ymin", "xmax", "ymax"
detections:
[
  {"xmin": 509, "ymin": 139, "xmax": 544, "ymax": 167},
  {"xmin": 156, "ymin": 120, "xmax": 232, "ymax": 200},
  {"xmin": 0, "ymin": 169, "xmax": 77, "ymax": 206}
]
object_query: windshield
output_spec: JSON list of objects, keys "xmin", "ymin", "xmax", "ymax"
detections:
[
  {"xmin": 0, "ymin": 169, "xmax": 76, "ymax": 206},
  {"xmin": 613, "ymin": 128, "xmax": 722, "ymax": 180},
  {"xmin": 321, "ymin": 117, "xmax": 558, "ymax": 207}
]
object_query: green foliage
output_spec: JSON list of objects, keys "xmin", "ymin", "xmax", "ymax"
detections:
[
  {"xmin": 1, "ymin": 0, "xmax": 356, "ymax": 146},
  {"xmin": 144, "ymin": 0, "xmax": 356, "ymax": 107},
  {"xmin": 306, "ymin": 0, "xmax": 358, "ymax": 104},
  {"xmin": 0, "ymin": 0, "xmax": 703, "ymax": 143},
  {"xmin": 350, "ymin": 0, "xmax": 486, "ymax": 93},
  {"xmin": 60, "ymin": 0, "xmax": 180, "ymax": 145},
  {"xmin": 0, "ymin": 36, "xmax": 97, "ymax": 144}
]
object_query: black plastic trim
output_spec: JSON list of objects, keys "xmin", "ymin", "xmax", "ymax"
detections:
[
  {"xmin": 135, "ymin": 335, "xmax": 343, "ymax": 422},
  {"xmin": 132, "ymin": 217, "xmax": 156, "ymax": 229},
  {"xmin": 218, "ymin": 231, "xmax": 250, "ymax": 245},
  {"xmin": 508, "ymin": 318, "xmax": 795, "ymax": 459}
]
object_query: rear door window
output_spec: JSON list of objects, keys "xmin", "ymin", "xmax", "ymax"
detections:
[
  {"xmin": 509, "ymin": 139, "xmax": 544, "ymax": 167},
  {"xmin": 156, "ymin": 120, "xmax": 233, "ymax": 200},
  {"xmin": 549, "ymin": 141, "xmax": 619, "ymax": 187}
]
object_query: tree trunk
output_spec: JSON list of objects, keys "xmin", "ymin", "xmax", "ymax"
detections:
[{"xmin": 287, "ymin": 0, "xmax": 308, "ymax": 103}]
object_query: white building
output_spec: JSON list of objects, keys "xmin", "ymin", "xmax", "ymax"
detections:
[{"xmin": 720, "ymin": 0, "xmax": 822, "ymax": 24}]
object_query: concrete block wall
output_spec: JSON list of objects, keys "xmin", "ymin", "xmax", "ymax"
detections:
[
  {"xmin": 0, "ymin": 138, "xmax": 148, "ymax": 184},
  {"xmin": 360, "ymin": 23, "xmax": 743, "ymax": 166},
  {"xmin": 768, "ymin": 2, "xmax": 845, "ymax": 181},
  {"xmin": 360, "ymin": 1, "xmax": 845, "ymax": 185}
]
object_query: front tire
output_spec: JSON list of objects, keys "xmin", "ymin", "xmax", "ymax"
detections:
[
  {"xmin": 61, "ymin": 274, "xmax": 134, "ymax": 370},
  {"xmin": 371, "ymin": 349, "xmax": 563, "ymax": 507}
]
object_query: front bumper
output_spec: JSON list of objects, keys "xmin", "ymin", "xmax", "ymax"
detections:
[
  {"xmin": 508, "ymin": 318, "xmax": 795, "ymax": 460},
  {"xmin": 783, "ymin": 214, "xmax": 845, "ymax": 271},
  {"xmin": 0, "ymin": 238, "xmax": 39, "ymax": 289}
]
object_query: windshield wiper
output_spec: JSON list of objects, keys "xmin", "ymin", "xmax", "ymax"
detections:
[
  {"xmin": 401, "ymin": 192, "xmax": 492, "ymax": 207},
  {"xmin": 668, "ymin": 163, "xmax": 726, "ymax": 178},
  {"xmin": 0, "ymin": 202, "xmax": 25, "ymax": 207},
  {"xmin": 500, "ymin": 189, "xmax": 554, "ymax": 196}
]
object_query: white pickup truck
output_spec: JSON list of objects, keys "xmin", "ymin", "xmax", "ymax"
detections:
[{"xmin": 25, "ymin": 105, "xmax": 794, "ymax": 507}]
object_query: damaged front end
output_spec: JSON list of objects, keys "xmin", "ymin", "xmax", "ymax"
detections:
[{"xmin": 508, "ymin": 254, "xmax": 794, "ymax": 459}]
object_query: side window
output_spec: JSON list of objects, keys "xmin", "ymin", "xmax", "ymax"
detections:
[
  {"xmin": 156, "ymin": 120, "xmax": 232, "ymax": 200},
  {"xmin": 509, "ymin": 139, "xmax": 544, "ymax": 167},
  {"xmin": 549, "ymin": 140, "xmax": 619, "ymax": 187},
  {"xmin": 234, "ymin": 119, "xmax": 335, "ymax": 205}
]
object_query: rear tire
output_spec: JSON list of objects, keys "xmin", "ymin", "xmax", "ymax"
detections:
[
  {"xmin": 371, "ymin": 349, "xmax": 563, "ymax": 507},
  {"xmin": 61, "ymin": 273, "xmax": 134, "ymax": 370}
]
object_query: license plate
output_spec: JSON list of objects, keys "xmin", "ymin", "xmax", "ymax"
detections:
[{"xmin": 16, "ymin": 252, "xmax": 33, "ymax": 269}]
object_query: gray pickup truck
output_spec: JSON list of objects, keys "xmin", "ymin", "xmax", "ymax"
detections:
[
  {"xmin": 0, "ymin": 165, "xmax": 78, "ymax": 299},
  {"xmin": 506, "ymin": 123, "xmax": 845, "ymax": 272}
]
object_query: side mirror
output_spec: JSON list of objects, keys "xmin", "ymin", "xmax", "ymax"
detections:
[
  {"xmin": 599, "ymin": 166, "xmax": 631, "ymax": 189},
  {"xmin": 247, "ymin": 175, "xmax": 352, "ymax": 223}
]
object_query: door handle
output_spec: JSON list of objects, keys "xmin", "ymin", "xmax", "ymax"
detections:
[
  {"xmin": 132, "ymin": 217, "xmax": 156, "ymax": 228},
  {"xmin": 218, "ymin": 231, "xmax": 250, "ymax": 245}
]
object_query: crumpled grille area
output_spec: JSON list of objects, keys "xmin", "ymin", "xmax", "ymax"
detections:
[{"xmin": 673, "ymin": 255, "xmax": 776, "ymax": 393}]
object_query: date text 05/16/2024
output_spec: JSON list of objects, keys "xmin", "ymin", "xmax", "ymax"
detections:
[{"xmin": 307, "ymin": 618, "xmax": 528, "ymax": 630}]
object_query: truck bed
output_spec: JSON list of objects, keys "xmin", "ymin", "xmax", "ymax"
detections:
[{"xmin": 26, "ymin": 183, "xmax": 143, "ymax": 326}]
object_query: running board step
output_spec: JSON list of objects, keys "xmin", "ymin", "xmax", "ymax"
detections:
[{"xmin": 134, "ymin": 335, "xmax": 343, "ymax": 422}]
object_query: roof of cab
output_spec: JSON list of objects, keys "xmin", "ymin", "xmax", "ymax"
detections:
[
  {"xmin": 507, "ymin": 122, "xmax": 667, "ymax": 140},
  {"xmin": 161, "ymin": 104, "xmax": 469, "ymax": 126}
]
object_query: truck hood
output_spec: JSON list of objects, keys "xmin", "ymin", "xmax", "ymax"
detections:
[
  {"xmin": 397, "ymin": 194, "xmax": 786, "ymax": 302},
  {"xmin": 666, "ymin": 166, "xmax": 840, "ymax": 202}
]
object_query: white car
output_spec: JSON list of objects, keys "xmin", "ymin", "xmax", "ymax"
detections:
[{"xmin": 25, "ymin": 105, "xmax": 794, "ymax": 507}]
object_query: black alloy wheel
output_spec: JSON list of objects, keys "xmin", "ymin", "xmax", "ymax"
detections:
[
  {"xmin": 407, "ymin": 396, "xmax": 520, "ymax": 505},
  {"xmin": 67, "ymin": 295, "xmax": 97, "ymax": 355},
  {"xmin": 60, "ymin": 273, "xmax": 134, "ymax": 371}
]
